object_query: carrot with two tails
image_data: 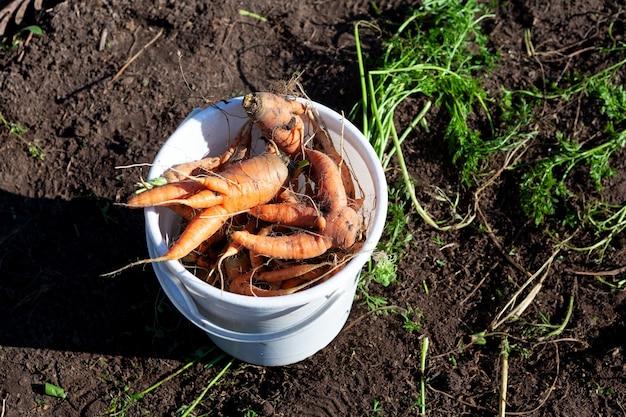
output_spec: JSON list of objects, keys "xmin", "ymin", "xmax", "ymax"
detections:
[{"xmin": 103, "ymin": 153, "xmax": 289, "ymax": 276}]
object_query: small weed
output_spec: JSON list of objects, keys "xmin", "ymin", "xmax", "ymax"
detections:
[
  {"xmin": 44, "ymin": 382, "xmax": 67, "ymax": 399},
  {"xmin": 1, "ymin": 25, "xmax": 42, "ymax": 51},
  {"xmin": 358, "ymin": 185, "xmax": 412, "ymax": 310},
  {"xmin": 595, "ymin": 275, "xmax": 626, "ymax": 291},
  {"xmin": 471, "ymin": 331, "xmax": 487, "ymax": 345},
  {"xmin": 401, "ymin": 306, "xmax": 423, "ymax": 333},
  {"xmin": 591, "ymin": 380, "xmax": 614, "ymax": 396},
  {"xmin": 508, "ymin": 53, "xmax": 626, "ymax": 260},
  {"xmin": 371, "ymin": 399, "xmax": 384, "ymax": 417},
  {"xmin": 448, "ymin": 354, "xmax": 457, "ymax": 367},
  {"xmin": 98, "ymin": 202, "xmax": 119, "ymax": 224},
  {"xmin": 0, "ymin": 111, "xmax": 45, "ymax": 160},
  {"xmin": 103, "ymin": 347, "xmax": 226, "ymax": 417},
  {"xmin": 357, "ymin": 280, "xmax": 389, "ymax": 311},
  {"xmin": 238, "ymin": 9, "xmax": 268, "ymax": 23}
]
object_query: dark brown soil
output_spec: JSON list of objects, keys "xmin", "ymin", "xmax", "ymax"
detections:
[{"xmin": 1, "ymin": 1, "xmax": 625, "ymax": 416}]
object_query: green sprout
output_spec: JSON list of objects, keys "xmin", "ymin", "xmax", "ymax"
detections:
[{"xmin": 0, "ymin": 112, "xmax": 45, "ymax": 160}]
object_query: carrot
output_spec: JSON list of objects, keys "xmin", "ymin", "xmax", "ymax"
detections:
[
  {"xmin": 103, "ymin": 153, "xmax": 289, "ymax": 276},
  {"xmin": 226, "ymin": 147, "xmax": 363, "ymax": 262},
  {"xmin": 222, "ymin": 252, "xmax": 252, "ymax": 282},
  {"xmin": 322, "ymin": 205, "xmax": 362, "ymax": 249},
  {"xmin": 194, "ymin": 222, "xmax": 228, "ymax": 255},
  {"xmin": 279, "ymin": 277, "xmax": 307, "ymax": 290},
  {"xmin": 276, "ymin": 187, "xmax": 300, "ymax": 204},
  {"xmin": 166, "ymin": 189, "xmax": 224, "ymax": 209},
  {"xmin": 162, "ymin": 156, "xmax": 221, "ymax": 183},
  {"xmin": 305, "ymin": 148, "xmax": 362, "ymax": 249},
  {"xmin": 187, "ymin": 175, "xmax": 230, "ymax": 196},
  {"xmin": 230, "ymin": 229, "xmax": 332, "ymax": 260},
  {"xmin": 228, "ymin": 262, "xmax": 330, "ymax": 296},
  {"xmin": 153, "ymin": 205, "xmax": 232, "ymax": 262},
  {"xmin": 248, "ymin": 226, "xmax": 271, "ymax": 269},
  {"xmin": 242, "ymin": 92, "xmax": 307, "ymax": 157},
  {"xmin": 249, "ymin": 202, "xmax": 322, "ymax": 228},
  {"xmin": 127, "ymin": 173, "xmax": 229, "ymax": 208},
  {"xmin": 161, "ymin": 120, "xmax": 253, "ymax": 183},
  {"xmin": 307, "ymin": 108, "xmax": 356, "ymax": 200},
  {"xmin": 126, "ymin": 180, "xmax": 207, "ymax": 207},
  {"xmin": 305, "ymin": 148, "xmax": 347, "ymax": 212},
  {"xmin": 218, "ymin": 120, "xmax": 253, "ymax": 167},
  {"xmin": 253, "ymin": 263, "xmax": 327, "ymax": 283},
  {"xmin": 279, "ymin": 263, "xmax": 332, "ymax": 289},
  {"xmin": 217, "ymin": 153, "xmax": 288, "ymax": 212},
  {"xmin": 229, "ymin": 271, "xmax": 295, "ymax": 297},
  {"xmin": 213, "ymin": 216, "xmax": 258, "ymax": 279},
  {"xmin": 154, "ymin": 153, "xmax": 288, "ymax": 261},
  {"xmin": 167, "ymin": 204, "xmax": 200, "ymax": 221}
]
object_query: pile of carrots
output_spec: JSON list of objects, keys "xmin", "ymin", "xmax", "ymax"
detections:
[{"xmin": 118, "ymin": 92, "xmax": 364, "ymax": 296}]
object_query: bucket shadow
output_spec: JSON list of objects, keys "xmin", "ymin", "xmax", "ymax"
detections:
[{"xmin": 0, "ymin": 190, "xmax": 210, "ymax": 358}]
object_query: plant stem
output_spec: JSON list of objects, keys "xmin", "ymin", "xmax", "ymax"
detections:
[
  {"xmin": 180, "ymin": 356, "xmax": 233, "ymax": 417},
  {"xmin": 132, "ymin": 346, "xmax": 217, "ymax": 399},
  {"xmin": 498, "ymin": 337, "xmax": 509, "ymax": 417},
  {"xmin": 539, "ymin": 295, "xmax": 574, "ymax": 340},
  {"xmin": 419, "ymin": 337, "xmax": 429, "ymax": 416}
]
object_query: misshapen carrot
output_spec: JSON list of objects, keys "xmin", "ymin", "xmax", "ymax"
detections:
[
  {"xmin": 103, "ymin": 153, "xmax": 289, "ymax": 276},
  {"xmin": 126, "ymin": 173, "xmax": 230, "ymax": 208},
  {"xmin": 217, "ymin": 153, "xmax": 289, "ymax": 212},
  {"xmin": 321, "ymin": 205, "xmax": 362, "ymax": 249},
  {"xmin": 162, "ymin": 156, "xmax": 221, "ymax": 183},
  {"xmin": 305, "ymin": 148, "xmax": 361, "ymax": 249},
  {"xmin": 252, "ymin": 263, "xmax": 328, "ymax": 283},
  {"xmin": 249, "ymin": 202, "xmax": 322, "ymax": 228},
  {"xmin": 127, "ymin": 180, "xmax": 207, "ymax": 208},
  {"xmin": 307, "ymin": 108, "xmax": 357, "ymax": 201},
  {"xmin": 167, "ymin": 189, "xmax": 223, "ymax": 209},
  {"xmin": 242, "ymin": 92, "xmax": 307, "ymax": 157},
  {"xmin": 161, "ymin": 120, "xmax": 253, "ymax": 183},
  {"xmin": 230, "ymin": 230, "xmax": 332, "ymax": 260},
  {"xmin": 228, "ymin": 148, "xmax": 362, "ymax": 260},
  {"xmin": 153, "ymin": 153, "xmax": 288, "ymax": 261},
  {"xmin": 305, "ymin": 148, "xmax": 347, "ymax": 211}
]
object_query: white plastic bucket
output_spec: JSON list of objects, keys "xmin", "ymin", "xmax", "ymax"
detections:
[{"xmin": 144, "ymin": 97, "xmax": 388, "ymax": 366}]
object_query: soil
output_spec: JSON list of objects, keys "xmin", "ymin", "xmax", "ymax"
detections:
[{"xmin": 1, "ymin": 1, "xmax": 625, "ymax": 416}]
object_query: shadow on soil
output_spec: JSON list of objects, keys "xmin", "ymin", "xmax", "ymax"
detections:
[{"xmin": 0, "ymin": 190, "xmax": 211, "ymax": 359}]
